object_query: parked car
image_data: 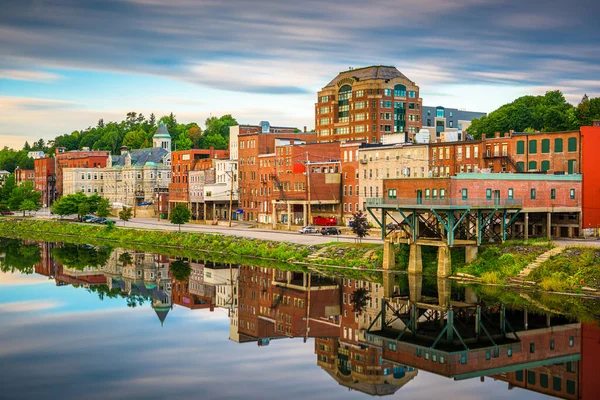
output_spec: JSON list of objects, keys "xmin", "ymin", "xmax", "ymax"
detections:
[
  {"xmin": 321, "ymin": 227, "xmax": 341, "ymax": 235},
  {"xmin": 298, "ymin": 226, "xmax": 319, "ymax": 234},
  {"xmin": 0, "ymin": 211, "xmax": 15, "ymax": 216},
  {"xmin": 94, "ymin": 217, "xmax": 108, "ymax": 224},
  {"xmin": 138, "ymin": 202, "xmax": 153, "ymax": 206},
  {"xmin": 82, "ymin": 215, "xmax": 95, "ymax": 222}
]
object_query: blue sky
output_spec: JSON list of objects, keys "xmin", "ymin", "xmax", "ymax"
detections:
[{"xmin": 1, "ymin": 0, "xmax": 599, "ymax": 149}]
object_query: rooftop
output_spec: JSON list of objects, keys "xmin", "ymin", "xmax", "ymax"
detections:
[
  {"xmin": 324, "ymin": 65, "xmax": 413, "ymax": 88},
  {"xmin": 112, "ymin": 147, "xmax": 170, "ymax": 166},
  {"xmin": 153, "ymin": 122, "xmax": 171, "ymax": 139}
]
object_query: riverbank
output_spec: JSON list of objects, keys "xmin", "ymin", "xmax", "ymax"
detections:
[{"xmin": 0, "ymin": 219, "xmax": 386, "ymax": 271}]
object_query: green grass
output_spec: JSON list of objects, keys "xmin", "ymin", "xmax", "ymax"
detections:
[
  {"xmin": 456, "ymin": 239, "xmax": 553, "ymax": 281},
  {"xmin": 529, "ymin": 246, "xmax": 600, "ymax": 290}
]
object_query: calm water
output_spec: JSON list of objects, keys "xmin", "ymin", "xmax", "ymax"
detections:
[{"xmin": 1, "ymin": 238, "xmax": 599, "ymax": 400}]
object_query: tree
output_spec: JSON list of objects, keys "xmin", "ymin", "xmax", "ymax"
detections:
[
  {"xmin": 170, "ymin": 259, "xmax": 191, "ymax": 282},
  {"xmin": 349, "ymin": 288, "xmax": 371, "ymax": 315},
  {"xmin": 23, "ymin": 141, "xmax": 31, "ymax": 151},
  {"xmin": 351, "ymin": 210, "xmax": 370, "ymax": 241},
  {"xmin": 175, "ymin": 131, "xmax": 193, "ymax": 151},
  {"xmin": 8, "ymin": 181, "xmax": 41, "ymax": 212},
  {"xmin": 0, "ymin": 174, "xmax": 15, "ymax": 203},
  {"xmin": 119, "ymin": 207, "xmax": 133, "ymax": 226},
  {"xmin": 19, "ymin": 199, "xmax": 39, "ymax": 216},
  {"xmin": 0, "ymin": 238, "xmax": 41, "ymax": 274},
  {"xmin": 187, "ymin": 125, "xmax": 203, "ymax": 148},
  {"xmin": 78, "ymin": 202, "xmax": 91, "ymax": 220},
  {"xmin": 96, "ymin": 198, "xmax": 111, "ymax": 218},
  {"xmin": 169, "ymin": 204, "xmax": 191, "ymax": 231}
]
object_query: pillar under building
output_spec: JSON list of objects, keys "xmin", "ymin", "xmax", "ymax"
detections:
[
  {"xmin": 408, "ymin": 244, "xmax": 422, "ymax": 274},
  {"xmin": 437, "ymin": 245, "xmax": 452, "ymax": 278},
  {"xmin": 382, "ymin": 239, "xmax": 395, "ymax": 270},
  {"xmin": 465, "ymin": 245, "xmax": 478, "ymax": 263}
]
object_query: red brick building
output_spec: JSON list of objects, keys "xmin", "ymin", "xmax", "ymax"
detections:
[
  {"xmin": 383, "ymin": 173, "xmax": 582, "ymax": 238},
  {"xmin": 316, "ymin": 65, "xmax": 423, "ymax": 143},
  {"xmin": 580, "ymin": 124, "xmax": 600, "ymax": 229},
  {"xmin": 34, "ymin": 157, "xmax": 56, "ymax": 207},
  {"xmin": 55, "ymin": 148, "xmax": 110, "ymax": 197},
  {"xmin": 237, "ymin": 129, "xmax": 317, "ymax": 223},
  {"xmin": 14, "ymin": 166, "xmax": 35, "ymax": 185},
  {"xmin": 168, "ymin": 147, "xmax": 229, "ymax": 213}
]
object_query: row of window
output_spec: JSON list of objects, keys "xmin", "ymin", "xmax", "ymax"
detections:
[
  {"xmin": 516, "ymin": 137, "xmax": 577, "ymax": 154},
  {"xmin": 459, "ymin": 188, "xmax": 577, "ymax": 200}
]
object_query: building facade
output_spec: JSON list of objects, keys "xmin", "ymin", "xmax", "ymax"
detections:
[
  {"xmin": 316, "ymin": 65, "xmax": 422, "ymax": 143},
  {"xmin": 34, "ymin": 157, "xmax": 56, "ymax": 207},
  {"xmin": 422, "ymin": 106, "xmax": 486, "ymax": 139}
]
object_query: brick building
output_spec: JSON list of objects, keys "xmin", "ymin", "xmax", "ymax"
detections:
[
  {"xmin": 33, "ymin": 157, "xmax": 56, "ymax": 207},
  {"xmin": 54, "ymin": 148, "xmax": 110, "ymax": 197},
  {"xmin": 383, "ymin": 173, "xmax": 582, "ymax": 238},
  {"xmin": 168, "ymin": 147, "xmax": 228, "ymax": 214},
  {"xmin": 316, "ymin": 65, "xmax": 422, "ymax": 143},
  {"xmin": 14, "ymin": 166, "xmax": 35, "ymax": 185},
  {"xmin": 236, "ymin": 123, "xmax": 316, "ymax": 223},
  {"xmin": 580, "ymin": 124, "xmax": 600, "ymax": 229},
  {"xmin": 340, "ymin": 142, "xmax": 361, "ymax": 225}
]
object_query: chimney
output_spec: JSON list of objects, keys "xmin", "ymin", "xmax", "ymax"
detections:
[
  {"xmin": 304, "ymin": 126, "xmax": 307, "ymax": 133},
  {"xmin": 495, "ymin": 132, "xmax": 501, "ymax": 138},
  {"xmin": 120, "ymin": 145, "xmax": 129, "ymax": 155},
  {"xmin": 593, "ymin": 120, "xmax": 600, "ymax": 127},
  {"xmin": 482, "ymin": 133, "xmax": 486, "ymax": 140}
]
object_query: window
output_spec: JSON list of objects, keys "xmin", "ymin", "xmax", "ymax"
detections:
[
  {"xmin": 388, "ymin": 189, "xmax": 397, "ymax": 199},
  {"xmin": 550, "ymin": 339, "xmax": 555, "ymax": 350},
  {"xmin": 528, "ymin": 370, "xmax": 536, "ymax": 385},
  {"xmin": 566, "ymin": 380, "xmax": 576, "ymax": 395},
  {"xmin": 485, "ymin": 349, "xmax": 491, "ymax": 360},
  {"xmin": 517, "ymin": 161, "xmax": 525, "ymax": 172},
  {"xmin": 551, "ymin": 188, "xmax": 556, "ymax": 200},
  {"xmin": 416, "ymin": 348, "xmax": 422, "ymax": 357},
  {"xmin": 387, "ymin": 341, "xmax": 397, "ymax": 351},
  {"xmin": 542, "ymin": 139, "xmax": 550, "ymax": 153},
  {"xmin": 508, "ymin": 188, "xmax": 514, "ymax": 199},
  {"xmin": 553, "ymin": 376, "xmax": 562, "ymax": 391},
  {"xmin": 460, "ymin": 353, "xmax": 467, "ymax": 364},
  {"xmin": 529, "ymin": 140, "xmax": 537, "ymax": 154},
  {"xmin": 394, "ymin": 85, "xmax": 406, "ymax": 97},
  {"xmin": 516, "ymin": 140, "xmax": 525, "ymax": 154},
  {"xmin": 384, "ymin": 88, "xmax": 392, "ymax": 96},
  {"xmin": 530, "ymin": 342, "xmax": 535, "ymax": 353},
  {"xmin": 569, "ymin": 336, "xmax": 574, "ymax": 347},
  {"xmin": 425, "ymin": 188, "xmax": 430, "ymax": 199},
  {"xmin": 516, "ymin": 370, "xmax": 523, "ymax": 382},
  {"xmin": 440, "ymin": 189, "xmax": 446, "ymax": 199},
  {"xmin": 486, "ymin": 188, "xmax": 492, "ymax": 200},
  {"xmin": 436, "ymin": 107, "xmax": 444, "ymax": 118},
  {"xmin": 554, "ymin": 138, "xmax": 563, "ymax": 152},
  {"xmin": 541, "ymin": 160, "xmax": 550, "ymax": 172},
  {"xmin": 568, "ymin": 137, "xmax": 577, "ymax": 152},
  {"xmin": 570, "ymin": 188, "xmax": 575, "ymax": 199},
  {"xmin": 530, "ymin": 188, "xmax": 536, "ymax": 200},
  {"xmin": 529, "ymin": 161, "xmax": 537, "ymax": 171},
  {"xmin": 462, "ymin": 189, "xmax": 468, "ymax": 200},
  {"xmin": 540, "ymin": 373, "xmax": 549, "ymax": 388},
  {"xmin": 507, "ymin": 347, "xmax": 512, "ymax": 357}
]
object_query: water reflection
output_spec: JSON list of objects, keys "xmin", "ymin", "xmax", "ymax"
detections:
[{"xmin": 1, "ymin": 237, "xmax": 599, "ymax": 399}]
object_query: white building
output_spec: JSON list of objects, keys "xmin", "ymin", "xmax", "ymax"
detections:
[{"xmin": 204, "ymin": 159, "xmax": 238, "ymax": 220}]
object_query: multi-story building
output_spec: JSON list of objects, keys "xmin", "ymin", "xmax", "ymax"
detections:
[
  {"xmin": 27, "ymin": 151, "xmax": 45, "ymax": 159},
  {"xmin": 34, "ymin": 157, "xmax": 56, "ymax": 207},
  {"xmin": 340, "ymin": 142, "xmax": 361, "ymax": 224},
  {"xmin": 316, "ymin": 65, "xmax": 422, "ymax": 143},
  {"xmin": 422, "ymin": 106, "xmax": 486, "ymax": 140},
  {"xmin": 358, "ymin": 143, "xmax": 429, "ymax": 215},
  {"xmin": 188, "ymin": 169, "xmax": 214, "ymax": 220},
  {"xmin": 204, "ymin": 159, "xmax": 238, "ymax": 221},
  {"xmin": 236, "ymin": 122, "xmax": 315, "ymax": 223},
  {"xmin": 55, "ymin": 148, "xmax": 110, "ymax": 197},
  {"xmin": 168, "ymin": 147, "xmax": 229, "ymax": 214},
  {"xmin": 14, "ymin": 166, "xmax": 35, "ymax": 185}
]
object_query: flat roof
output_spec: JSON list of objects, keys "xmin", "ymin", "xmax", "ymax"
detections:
[{"xmin": 452, "ymin": 173, "xmax": 582, "ymax": 181}]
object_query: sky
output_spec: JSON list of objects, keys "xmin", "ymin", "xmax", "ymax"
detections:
[{"xmin": 1, "ymin": 0, "xmax": 599, "ymax": 149}]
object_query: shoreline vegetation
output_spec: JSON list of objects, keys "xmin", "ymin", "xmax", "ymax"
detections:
[{"xmin": 0, "ymin": 219, "xmax": 598, "ymax": 293}]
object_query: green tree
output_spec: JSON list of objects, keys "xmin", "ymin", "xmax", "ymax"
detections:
[
  {"xmin": 187, "ymin": 125, "xmax": 203, "ymax": 148},
  {"xmin": 119, "ymin": 206, "xmax": 133, "ymax": 226},
  {"xmin": 0, "ymin": 238, "xmax": 41, "ymax": 274},
  {"xmin": 122, "ymin": 129, "xmax": 146, "ymax": 150},
  {"xmin": 175, "ymin": 131, "xmax": 193, "ymax": 151},
  {"xmin": 8, "ymin": 181, "xmax": 41, "ymax": 212},
  {"xmin": 169, "ymin": 203, "xmax": 191, "ymax": 231},
  {"xmin": 78, "ymin": 202, "xmax": 91, "ymax": 220},
  {"xmin": 170, "ymin": 259, "xmax": 191, "ymax": 281},
  {"xmin": 19, "ymin": 199, "xmax": 39, "ymax": 216},
  {"xmin": 351, "ymin": 210, "xmax": 370, "ymax": 241},
  {"xmin": 52, "ymin": 244, "xmax": 113, "ymax": 270},
  {"xmin": 0, "ymin": 174, "xmax": 15, "ymax": 203},
  {"xmin": 96, "ymin": 198, "xmax": 111, "ymax": 218}
]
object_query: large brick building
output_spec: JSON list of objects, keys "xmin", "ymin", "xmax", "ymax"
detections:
[
  {"xmin": 168, "ymin": 147, "xmax": 229, "ymax": 213},
  {"xmin": 54, "ymin": 148, "xmax": 110, "ymax": 197},
  {"xmin": 33, "ymin": 157, "xmax": 56, "ymax": 207},
  {"xmin": 316, "ymin": 65, "xmax": 422, "ymax": 144}
]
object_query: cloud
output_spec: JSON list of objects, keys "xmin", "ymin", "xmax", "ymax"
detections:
[
  {"xmin": 0, "ymin": 69, "xmax": 62, "ymax": 82},
  {"xmin": 0, "ymin": 299, "xmax": 64, "ymax": 313}
]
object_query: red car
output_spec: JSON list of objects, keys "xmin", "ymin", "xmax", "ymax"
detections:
[{"xmin": 1, "ymin": 211, "xmax": 15, "ymax": 216}]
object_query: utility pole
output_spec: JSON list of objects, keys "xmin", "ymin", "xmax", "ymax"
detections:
[
  {"xmin": 228, "ymin": 167, "xmax": 234, "ymax": 227},
  {"xmin": 306, "ymin": 152, "xmax": 311, "ymax": 226}
]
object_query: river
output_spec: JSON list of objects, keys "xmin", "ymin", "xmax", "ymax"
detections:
[{"xmin": 0, "ymin": 237, "xmax": 598, "ymax": 400}]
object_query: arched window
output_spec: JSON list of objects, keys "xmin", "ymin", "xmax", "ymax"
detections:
[{"xmin": 394, "ymin": 84, "xmax": 406, "ymax": 97}]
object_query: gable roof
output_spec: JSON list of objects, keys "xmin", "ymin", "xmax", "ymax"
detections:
[{"xmin": 112, "ymin": 147, "xmax": 170, "ymax": 167}]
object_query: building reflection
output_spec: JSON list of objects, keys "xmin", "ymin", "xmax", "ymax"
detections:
[{"xmin": 16, "ymin": 240, "xmax": 600, "ymax": 398}]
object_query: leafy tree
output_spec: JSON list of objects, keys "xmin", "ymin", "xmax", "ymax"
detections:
[
  {"xmin": 187, "ymin": 125, "xmax": 203, "ymax": 148},
  {"xmin": 351, "ymin": 210, "xmax": 370, "ymax": 241},
  {"xmin": 23, "ymin": 141, "xmax": 31, "ymax": 151},
  {"xmin": 122, "ymin": 129, "xmax": 146, "ymax": 150},
  {"xmin": 0, "ymin": 238, "xmax": 41, "ymax": 274},
  {"xmin": 78, "ymin": 202, "xmax": 91, "ymax": 220},
  {"xmin": 52, "ymin": 244, "xmax": 113, "ymax": 270},
  {"xmin": 0, "ymin": 174, "xmax": 15, "ymax": 203},
  {"xmin": 169, "ymin": 204, "xmax": 191, "ymax": 231},
  {"xmin": 19, "ymin": 199, "xmax": 39, "ymax": 216},
  {"xmin": 8, "ymin": 181, "xmax": 41, "ymax": 212},
  {"xmin": 96, "ymin": 198, "xmax": 111, "ymax": 218},
  {"xmin": 350, "ymin": 288, "xmax": 371, "ymax": 315},
  {"xmin": 51, "ymin": 192, "xmax": 101, "ymax": 219},
  {"xmin": 118, "ymin": 251, "xmax": 133, "ymax": 266},
  {"xmin": 119, "ymin": 206, "xmax": 133, "ymax": 225},
  {"xmin": 175, "ymin": 131, "xmax": 193, "ymax": 151},
  {"xmin": 170, "ymin": 259, "xmax": 191, "ymax": 281}
]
